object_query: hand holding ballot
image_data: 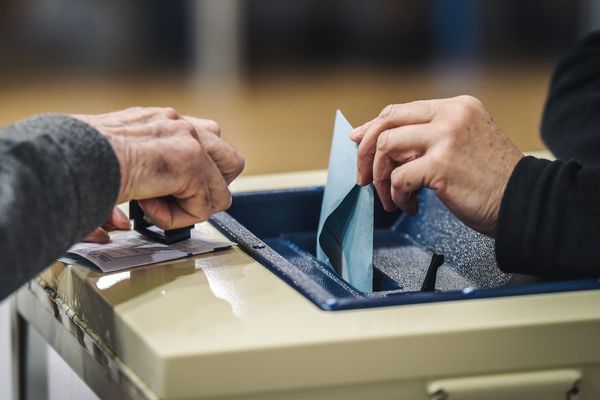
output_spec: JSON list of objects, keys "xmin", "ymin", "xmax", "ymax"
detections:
[
  {"xmin": 351, "ymin": 96, "xmax": 523, "ymax": 236},
  {"xmin": 74, "ymin": 107, "xmax": 245, "ymax": 231}
]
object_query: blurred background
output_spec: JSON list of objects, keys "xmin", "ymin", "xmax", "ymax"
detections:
[{"xmin": 1, "ymin": 0, "xmax": 599, "ymax": 175}]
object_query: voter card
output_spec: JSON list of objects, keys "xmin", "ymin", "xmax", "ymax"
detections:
[{"xmin": 62, "ymin": 228, "xmax": 236, "ymax": 273}]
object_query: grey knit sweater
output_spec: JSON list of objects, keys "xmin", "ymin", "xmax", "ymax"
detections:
[{"xmin": 0, "ymin": 115, "xmax": 120, "ymax": 300}]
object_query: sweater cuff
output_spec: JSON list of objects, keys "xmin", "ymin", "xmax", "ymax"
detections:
[
  {"xmin": 495, "ymin": 156, "xmax": 552, "ymax": 274},
  {"xmin": 14, "ymin": 114, "xmax": 121, "ymax": 236}
]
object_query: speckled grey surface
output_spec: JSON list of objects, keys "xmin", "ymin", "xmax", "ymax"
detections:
[
  {"xmin": 388, "ymin": 188, "xmax": 511, "ymax": 291},
  {"xmin": 373, "ymin": 244, "xmax": 475, "ymax": 292}
]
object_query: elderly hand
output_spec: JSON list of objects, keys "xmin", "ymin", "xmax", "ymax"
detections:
[
  {"xmin": 351, "ymin": 96, "xmax": 523, "ymax": 236},
  {"xmin": 83, "ymin": 206, "xmax": 131, "ymax": 244},
  {"xmin": 74, "ymin": 107, "xmax": 244, "ymax": 232}
]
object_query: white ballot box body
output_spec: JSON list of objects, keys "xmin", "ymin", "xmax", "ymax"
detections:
[{"xmin": 13, "ymin": 167, "xmax": 600, "ymax": 400}]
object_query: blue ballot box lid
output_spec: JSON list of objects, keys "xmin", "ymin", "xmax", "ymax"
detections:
[{"xmin": 210, "ymin": 186, "xmax": 600, "ymax": 311}]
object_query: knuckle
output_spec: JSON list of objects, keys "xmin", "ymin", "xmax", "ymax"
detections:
[
  {"xmin": 442, "ymin": 96, "xmax": 484, "ymax": 138},
  {"xmin": 218, "ymin": 193, "xmax": 233, "ymax": 211},
  {"xmin": 376, "ymin": 131, "xmax": 391, "ymax": 154},
  {"xmin": 456, "ymin": 95, "xmax": 482, "ymax": 118},
  {"xmin": 161, "ymin": 107, "xmax": 180, "ymax": 120},
  {"xmin": 126, "ymin": 106, "xmax": 144, "ymax": 114},
  {"xmin": 204, "ymin": 119, "xmax": 221, "ymax": 136},
  {"xmin": 390, "ymin": 168, "xmax": 404, "ymax": 189},
  {"xmin": 391, "ymin": 167, "xmax": 419, "ymax": 193},
  {"xmin": 379, "ymin": 104, "xmax": 396, "ymax": 119},
  {"xmin": 458, "ymin": 94, "xmax": 482, "ymax": 108},
  {"xmin": 171, "ymin": 119, "xmax": 196, "ymax": 135},
  {"xmin": 233, "ymin": 151, "xmax": 245, "ymax": 175}
]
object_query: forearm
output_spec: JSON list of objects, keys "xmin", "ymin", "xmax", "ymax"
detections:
[
  {"xmin": 0, "ymin": 115, "xmax": 120, "ymax": 300},
  {"xmin": 541, "ymin": 30, "xmax": 600, "ymax": 165},
  {"xmin": 496, "ymin": 156, "xmax": 600, "ymax": 277}
]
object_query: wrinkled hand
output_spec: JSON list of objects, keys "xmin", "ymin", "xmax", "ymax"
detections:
[
  {"xmin": 351, "ymin": 95, "xmax": 523, "ymax": 236},
  {"xmin": 83, "ymin": 207, "xmax": 131, "ymax": 244},
  {"xmin": 74, "ymin": 107, "xmax": 244, "ymax": 232}
]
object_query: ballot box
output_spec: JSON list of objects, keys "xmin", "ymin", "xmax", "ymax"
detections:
[
  {"xmin": 213, "ymin": 186, "xmax": 600, "ymax": 310},
  {"xmin": 14, "ymin": 171, "xmax": 600, "ymax": 400}
]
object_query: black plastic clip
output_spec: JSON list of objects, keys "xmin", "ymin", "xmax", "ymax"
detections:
[
  {"xmin": 129, "ymin": 200, "xmax": 193, "ymax": 244},
  {"xmin": 420, "ymin": 253, "xmax": 444, "ymax": 292}
]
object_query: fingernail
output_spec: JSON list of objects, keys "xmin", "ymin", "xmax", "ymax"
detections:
[
  {"xmin": 84, "ymin": 229, "xmax": 110, "ymax": 244},
  {"xmin": 113, "ymin": 208, "xmax": 132, "ymax": 228}
]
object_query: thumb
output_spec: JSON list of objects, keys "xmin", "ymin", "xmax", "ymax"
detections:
[
  {"xmin": 106, "ymin": 206, "xmax": 132, "ymax": 230},
  {"xmin": 83, "ymin": 227, "xmax": 111, "ymax": 244}
]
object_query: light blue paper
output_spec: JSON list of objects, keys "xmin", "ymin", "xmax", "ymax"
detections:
[{"xmin": 316, "ymin": 110, "xmax": 374, "ymax": 292}]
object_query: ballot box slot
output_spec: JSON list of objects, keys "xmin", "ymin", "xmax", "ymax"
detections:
[
  {"xmin": 209, "ymin": 187, "xmax": 600, "ymax": 311},
  {"xmin": 271, "ymin": 234, "xmax": 407, "ymax": 293}
]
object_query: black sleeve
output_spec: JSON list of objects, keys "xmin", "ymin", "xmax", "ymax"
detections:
[
  {"xmin": 496, "ymin": 156, "xmax": 600, "ymax": 278},
  {"xmin": 541, "ymin": 30, "xmax": 600, "ymax": 165},
  {"xmin": 0, "ymin": 115, "xmax": 120, "ymax": 300}
]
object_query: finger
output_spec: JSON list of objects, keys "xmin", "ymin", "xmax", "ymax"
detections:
[
  {"xmin": 357, "ymin": 101, "xmax": 434, "ymax": 186},
  {"xmin": 137, "ymin": 163, "xmax": 213, "ymax": 229},
  {"xmin": 182, "ymin": 117, "xmax": 244, "ymax": 184},
  {"xmin": 187, "ymin": 153, "xmax": 232, "ymax": 213},
  {"xmin": 393, "ymin": 190, "xmax": 419, "ymax": 216},
  {"xmin": 140, "ymin": 155, "xmax": 231, "ymax": 229},
  {"xmin": 349, "ymin": 119, "xmax": 375, "ymax": 143},
  {"xmin": 375, "ymin": 177, "xmax": 397, "ymax": 213},
  {"xmin": 390, "ymin": 156, "xmax": 431, "ymax": 215},
  {"xmin": 139, "ymin": 196, "xmax": 205, "ymax": 229},
  {"xmin": 372, "ymin": 125, "xmax": 431, "ymax": 211},
  {"xmin": 83, "ymin": 227, "xmax": 111, "ymax": 244},
  {"xmin": 183, "ymin": 115, "xmax": 221, "ymax": 137},
  {"xmin": 199, "ymin": 138, "xmax": 244, "ymax": 184},
  {"xmin": 102, "ymin": 207, "xmax": 131, "ymax": 230}
]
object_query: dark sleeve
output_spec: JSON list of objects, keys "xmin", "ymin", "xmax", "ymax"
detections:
[
  {"xmin": 496, "ymin": 156, "xmax": 600, "ymax": 278},
  {"xmin": 541, "ymin": 30, "xmax": 600, "ymax": 165},
  {"xmin": 0, "ymin": 115, "xmax": 120, "ymax": 300}
]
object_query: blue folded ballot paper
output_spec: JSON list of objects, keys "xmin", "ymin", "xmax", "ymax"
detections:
[{"xmin": 317, "ymin": 110, "xmax": 375, "ymax": 292}]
